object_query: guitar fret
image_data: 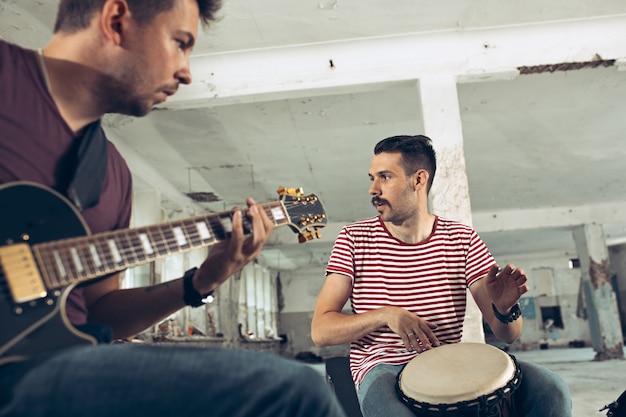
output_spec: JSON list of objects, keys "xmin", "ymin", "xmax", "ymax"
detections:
[
  {"xmin": 206, "ymin": 214, "xmax": 229, "ymax": 241},
  {"xmin": 51, "ymin": 249, "xmax": 67, "ymax": 280},
  {"xmin": 63, "ymin": 241, "xmax": 82, "ymax": 284},
  {"xmin": 195, "ymin": 220, "xmax": 212, "ymax": 241},
  {"xmin": 218, "ymin": 215, "xmax": 233, "ymax": 235},
  {"xmin": 150, "ymin": 226, "xmax": 170, "ymax": 256},
  {"xmin": 65, "ymin": 241, "xmax": 88, "ymax": 282},
  {"xmin": 123, "ymin": 231, "xmax": 141, "ymax": 265},
  {"xmin": 118, "ymin": 233, "xmax": 134, "ymax": 265},
  {"xmin": 139, "ymin": 229, "xmax": 159, "ymax": 260},
  {"xmin": 172, "ymin": 226, "xmax": 188, "ymax": 248},
  {"xmin": 161, "ymin": 226, "xmax": 179, "ymax": 253},
  {"xmin": 69, "ymin": 247, "xmax": 84, "ymax": 273},
  {"xmin": 34, "ymin": 244, "xmax": 61, "ymax": 288},
  {"xmin": 138, "ymin": 233, "xmax": 154, "ymax": 255},
  {"xmin": 88, "ymin": 242, "xmax": 103, "ymax": 268},
  {"xmin": 70, "ymin": 237, "xmax": 98, "ymax": 278},
  {"xmin": 127, "ymin": 229, "xmax": 149, "ymax": 265},
  {"xmin": 76, "ymin": 239, "xmax": 97, "ymax": 277},
  {"xmin": 182, "ymin": 219, "xmax": 202, "ymax": 248},
  {"xmin": 107, "ymin": 238, "xmax": 122, "ymax": 264},
  {"xmin": 40, "ymin": 244, "xmax": 61, "ymax": 287},
  {"xmin": 97, "ymin": 234, "xmax": 117, "ymax": 272},
  {"xmin": 50, "ymin": 241, "xmax": 82, "ymax": 286},
  {"xmin": 180, "ymin": 221, "xmax": 195, "ymax": 248}
]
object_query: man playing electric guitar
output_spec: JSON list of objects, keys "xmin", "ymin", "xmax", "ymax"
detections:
[{"xmin": 0, "ymin": 1, "xmax": 346, "ymax": 417}]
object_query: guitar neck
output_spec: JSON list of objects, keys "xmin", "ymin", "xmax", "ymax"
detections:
[{"xmin": 32, "ymin": 202, "xmax": 289, "ymax": 289}]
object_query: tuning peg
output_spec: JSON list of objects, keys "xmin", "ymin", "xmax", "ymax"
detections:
[
  {"xmin": 315, "ymin": 230, "xmax": 322, "ymax": 239},
  {"xmin": 298, "ymin": 231, "xmax": 314, "ymax": 243},
  {"xmin": 302, "ymin": 229, "xmax": 315, "ymax": 242},
  {"xmin": 276, "ymin": 187, "xmax": 305, "ymax": 196}
]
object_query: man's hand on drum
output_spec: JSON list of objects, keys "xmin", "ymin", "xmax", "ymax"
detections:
[
  {"xmin": 485, "ymin": 264, "xmax": 529, "ymax": 314},
  {"xmin": 384, "ymin": 306, "xmax": 440, "ymax": 352}
]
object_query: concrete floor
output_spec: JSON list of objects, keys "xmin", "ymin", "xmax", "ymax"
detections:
[
  {"xmin": 313, "ymin": 346, "xmax": 626, "ymax": 417},
  {"xmin": 510, "ymin": 347, "xmax": 625, "ymax": 417}
]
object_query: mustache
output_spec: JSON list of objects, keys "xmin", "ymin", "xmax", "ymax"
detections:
[{"xmin": 371, "ymin": 196, "xmax": 388, "ymax": 206}]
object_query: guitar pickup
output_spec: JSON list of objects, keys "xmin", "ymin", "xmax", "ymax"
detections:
[{"xmin": 0, "ymin": 243, "xmax": 47, "ymax": 303}]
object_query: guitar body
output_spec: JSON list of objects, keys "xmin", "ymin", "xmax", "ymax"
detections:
[{"xmin": 0, "ymin": 182, "xmax": 96, "ymax": 365}]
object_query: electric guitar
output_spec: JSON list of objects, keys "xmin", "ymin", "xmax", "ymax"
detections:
[{"xmin": 0, "ymin": 182, "xmax": 327, "ymax": 366}]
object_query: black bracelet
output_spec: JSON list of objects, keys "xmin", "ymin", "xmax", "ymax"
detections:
[
  {"xmin": 492, "ymin": 303, "xmax": 522, "ymax": 324},
  {"xmin": 182, "ymin": 267, "xmax": 212, "ymax": 308}
]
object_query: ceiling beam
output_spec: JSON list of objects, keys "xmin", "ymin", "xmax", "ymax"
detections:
[
  {"xmin": 164, "ymin": 14, "xmax": 626, "ymax": 108},
  {"xmin": 472, "ymin": 201, "xmax": 626, "ymax": 233}
]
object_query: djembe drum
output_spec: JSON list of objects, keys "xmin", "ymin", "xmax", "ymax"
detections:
[{"xmin": 396, "ymin": 343, "xmax": 522, "ymax": 417}]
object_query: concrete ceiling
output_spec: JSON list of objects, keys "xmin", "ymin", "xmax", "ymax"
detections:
[{"xmin": 3, "ymin": 1, "xmax": 626, "ymax": 271}]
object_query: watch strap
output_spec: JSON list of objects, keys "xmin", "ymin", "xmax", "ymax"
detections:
[
  {"xmin": 492, "ymin": 303, "xmax": 522, "ymax": 324},
  {"xmin": 183, "ymin": 267, "xmax": 212, "ymax": 307}
]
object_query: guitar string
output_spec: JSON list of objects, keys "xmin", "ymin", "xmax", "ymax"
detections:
[
  {"xmin": 38, "ymin": 199, "xmax": 321, "ymax": 255},
  {"xmin": 35, "ymin": 200, "xmax": 323, "ymax": 284}
]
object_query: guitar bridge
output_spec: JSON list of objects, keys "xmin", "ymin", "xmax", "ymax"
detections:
[{"xmin": 0, "ymin": 243, "xmax": 47, "ymax": 303}]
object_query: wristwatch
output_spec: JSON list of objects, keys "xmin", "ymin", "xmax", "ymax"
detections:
[
  {"xmin": 492, "ymin": 303, "xmax": 522, "ymax": 324},
  {"xmin": 182, "ymin": 267, "xmax": 213, "ymax": 307}
]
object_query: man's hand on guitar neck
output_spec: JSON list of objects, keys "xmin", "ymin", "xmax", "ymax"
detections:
[{"xmin": 193, "ymin": 197, "xmax": 275, "ymax": 295}]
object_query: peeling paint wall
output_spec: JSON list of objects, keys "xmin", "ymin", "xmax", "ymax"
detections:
[{"xmin": 589, "ymin": 258, "xmax": 612, "ymax": 289}]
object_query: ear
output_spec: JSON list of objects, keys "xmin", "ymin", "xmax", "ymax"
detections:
[
  {"xmin": 414, "ymin": 169, "xmax": 429, "ymax": 191},
  {"xmin": 99, "ymin": 0, "xmax": 131, "ymax": 46}
]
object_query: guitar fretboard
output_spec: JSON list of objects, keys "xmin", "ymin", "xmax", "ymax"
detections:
[{"xmin": 32, "ymin": 202, "xmax": 288, "ymax": 289}]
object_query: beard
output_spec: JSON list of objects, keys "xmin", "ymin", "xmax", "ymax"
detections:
[
  {"xmin": 93, "ymin": 74, "xmax": 153, "ymax": 117},
  {"xmin": 93, "ymin": 57, "xmax": 176, "ymax": 118},
  {"xmin": 371, "ymin": 182, "xmax": 416, "ymax": 223}
]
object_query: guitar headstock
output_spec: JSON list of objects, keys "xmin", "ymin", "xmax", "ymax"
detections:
[{"xmin": 277, "ymin": 187, "xmax": 327, "ymax": 243}]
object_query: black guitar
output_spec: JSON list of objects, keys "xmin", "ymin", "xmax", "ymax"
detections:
[{"xmin": 0, "ymin": 182, "xmax": 327, "ymax": 366}]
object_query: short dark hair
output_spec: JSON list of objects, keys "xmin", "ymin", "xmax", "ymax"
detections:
[
  {"xmin": 374, "ymin": 135, "xmax": 437, "ymax": 192},
  {"xmin": 53, "ymin": 0, "xmax": 222, "ymax": 33}
]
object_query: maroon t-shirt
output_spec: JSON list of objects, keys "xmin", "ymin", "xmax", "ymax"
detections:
[{"xmin": 0, "ymin": 40, "xmax": 133, "ymax": 325}]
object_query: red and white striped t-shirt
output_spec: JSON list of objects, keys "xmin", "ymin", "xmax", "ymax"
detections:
[{"xmin": 325, "ymin": 215, "xmax": 494, "ymax": 387}]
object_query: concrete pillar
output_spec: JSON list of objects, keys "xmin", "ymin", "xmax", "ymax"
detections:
[
  {"xmin": 416, "ymin": 75, "xmax": 484, "ymax": 343},
  {"xmin": 609, "ymin": 244, "xmax": 626, "ymax": 336},
  {"xmin": 573, "ymin": 223, "xmax": 624, "ymax": 360}
]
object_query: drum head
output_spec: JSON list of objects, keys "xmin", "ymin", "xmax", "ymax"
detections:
[{"xmin": 398, "ymin": 343, "xmax": 516, "ymax": 405}]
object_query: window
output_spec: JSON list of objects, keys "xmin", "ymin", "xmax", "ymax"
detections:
[
  {"xmin": 238, "ymin": 263, "xmax": 280, "ymax": 340},
  {"xmin": 540, "ymin": 306, "xmax": 564, "ymax": 329}
]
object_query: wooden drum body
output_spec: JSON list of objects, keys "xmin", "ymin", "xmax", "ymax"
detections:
[{"xmin": 396, "ymin": 343, "xmax": 522, "ymax": 417}]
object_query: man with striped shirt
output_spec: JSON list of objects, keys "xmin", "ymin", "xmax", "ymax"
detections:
[{"xmin": 311, "ymin": 135, "xmax": 571, "ymax": 417}]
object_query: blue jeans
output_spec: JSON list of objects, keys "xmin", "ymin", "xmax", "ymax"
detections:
[
  {"xmin": 357, "ymin": 359, "xmax": 572, "ymax": 417},
  {"xmin": 0, "ymin": 344, "xmax": 347, "ymax": 417}
]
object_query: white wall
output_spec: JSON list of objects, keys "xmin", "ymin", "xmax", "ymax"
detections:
[
  {"xmin": 280, "ymin": 267, "xmax": 329, "ymax": 314},
  {"xmin": 493, "ymin": 252, "xmax": 592, "ymax": 348}
]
